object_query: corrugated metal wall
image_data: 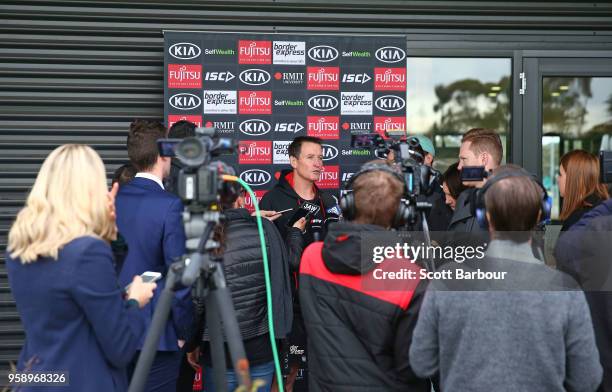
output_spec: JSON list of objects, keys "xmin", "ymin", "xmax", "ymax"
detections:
[{"xmin": 1, "ymin": 0, "xmax": 611, "ymax": 375}]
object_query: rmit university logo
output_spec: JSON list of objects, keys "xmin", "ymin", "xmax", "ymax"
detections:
[
  {"xmin": 239, "ymin": 169, "xmax": 271, "ymax": 186},
  {"xmin": 239, "ymin": 119, "xmax": 271, "ymax": 136},
  {"xmin": 308, "ymin": 94, "xmax": 338, "ymax": 112},
  {"xmin": 238, "ymin": 140, "xmax": 272, "ymax": 164},
  {"xmin": 321, "ymin": 144, "xmax": 339, "ymax": 161},
  {"xmin": 238, "ymin": 40, "xmax": 272, "ymax": 64},
  {"xmin": 375, "ymin": 95, "xmax": 406, "ymax": 112},
  {"xmin": 168, "ymin": 64, "xmax": 202, "ymax": 89},
  {"xmin": 375, "ymin": 46, "xmax": 406, "ymax": 64},
  {"xmin": 307, "ymin": 116, "xmax": 339, "ymax": 140},
  {"xmin": 315, "ymin": 165, "xmax": 340, "ymax": 189},
  {"xmin": 307, "ymin": 67, "xmax": 339, "ymax": 90},
  {"xmin": 169, "ymin": 93, "xmax": 201, "ymax": 110},
  {"xmin": 204, "ymin": 71, "xmax": 235, "ymax": 82},
  {"xmin": 239, "ymin": 69, "xmax": 271, "ymax": 86},
  {"xmin": 203, "ymin": 120, "xmax": 234, "ymax": 134},
  {"xmin": 308, "ymin": 45, "xmax": 339, "ymax": 62},
  {"xmin": 274, "ymin": 72, "xmax": 305, "ymax": 86},
  {"xmin": 374, "ymin": 68, "xmax": 407, "ymax": 91},
  {"xmin": 342, "ymin": 73, "xmax": 372, "ymax": 84},
  {"xmin": 374, "ymin": 116, "xmax": 407, "ymax": 138},
  {"xmin": 168, "ymin": 115, "xmax": 202, "ymax": 128},
  {"xmin": 239, "ymin": 91, "xmax": 272, "ymax": 115},
  {"xmin": 169, "ymin": 42, "xmax": 201, "ymax": 60},
  {"xmin": 244, "ymin": 190, "xmax": 267, "ymax": 213}
]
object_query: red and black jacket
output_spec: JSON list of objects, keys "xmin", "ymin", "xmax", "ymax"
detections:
[{"xmin": 299, "ymin": 222, "xmax": 429, "ymax": 392}]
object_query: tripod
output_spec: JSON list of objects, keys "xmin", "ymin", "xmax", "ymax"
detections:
[{"xmin": 128, "ymin": 211, "xmax": 251, "ymax": 392}]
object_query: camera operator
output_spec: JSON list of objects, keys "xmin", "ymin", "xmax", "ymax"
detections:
[
  {"xmin": 299, "ymin": 161, "xmax": 429, "ymax": 392},
  {"xmin": 449, "ymin": 128, "xmax": 502, "ymax": 232},
  {"xmin": 410, "ymin": 165, "xmax": 602, "ymax": 391},
  {"xmin": 183, "ymin": 188, "xmax": 293, "ymax": 392}
]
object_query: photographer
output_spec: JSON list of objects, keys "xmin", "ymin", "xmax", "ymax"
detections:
[
  {"xmin": 410, "ymin": 165, "xmax": 602, "ymax": 391},
  {"xmin": 299, "ymin": 161, "xmax": 429, "ymax": 392},
  {"xmin": 6, "ymin": 145, "xmax": 156, "ymax": 392},
  {"xmin": 184, "ymin": 188, "xmax": 293, "ymax": 392},
  {"xmin": 449, "ymin": 128, "xmax": 502, "ymax": 232}
]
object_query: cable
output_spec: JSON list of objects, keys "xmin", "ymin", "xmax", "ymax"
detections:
[{"xmin": 221, "ymin": 174, "xmax": 284, "ymax": 392}]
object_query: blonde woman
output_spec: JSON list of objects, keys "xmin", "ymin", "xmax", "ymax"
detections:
[{"xmin": 6, "ymin": 144, "xmax": 156, "ymax": 392}]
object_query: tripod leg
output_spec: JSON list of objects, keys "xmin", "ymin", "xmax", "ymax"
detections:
[
  {"xmin": 206, "ymin": 292, "xmax": 228, "ymax": 392},
  {"xmin": 211, "ymin": 267, "xmax": 251, "ymax": 390}
]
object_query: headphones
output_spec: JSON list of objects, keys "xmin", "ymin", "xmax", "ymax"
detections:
[
  {"xmin": 473, "ymin": 168, "xmax": 552, "ymax": 229},
  {"xmin": 339, "ymin": 162, "xmax": 410, "ymax": 228}
]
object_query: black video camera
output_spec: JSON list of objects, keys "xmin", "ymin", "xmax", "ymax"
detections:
[{"xmin": 158, "ymin": 127, "xmax": 237, "ymax": 209}]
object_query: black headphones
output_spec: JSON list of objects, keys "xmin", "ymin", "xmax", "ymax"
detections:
[
  {"xmin": 339, "ymin": 162, "xmax": 409, "ymax": 228},
  {"xmin": 473, "ymin": 168, "xmax": 552, "ymax": 229}
]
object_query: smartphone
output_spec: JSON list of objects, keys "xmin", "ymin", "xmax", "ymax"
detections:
[
  {"xmin": 460, "ymin": 166, "xmax": 487, "ymax": 182},
  {"xmin": 125, "ymin": 271, "xmax": 162, "ymax": 292},
  {"xmin": 286, "ymin": 208, "xmax": 311, "ymax": 227},
  {"xmin": 157, "ymin": 138, "xmax": 182, "ymax": 157}
]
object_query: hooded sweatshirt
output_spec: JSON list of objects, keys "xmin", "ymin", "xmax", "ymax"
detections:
[{"xmin": 299, "ymin": 222, "xmax": 429, "ymax": 392}]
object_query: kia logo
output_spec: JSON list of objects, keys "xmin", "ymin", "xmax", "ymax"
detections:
[
  {"xmin": 169, "ymin": 93, "xmax": 201, "ymax": 110},
  {"xmin": 308, "ymin": 94, "xmax": 339, "ymax": 112},
  {"xmin": 169, "ymin": 43, "xmax": 201, "ymax": 60},
  {"xmin": 240, "ymin": 169, "xmax": 271, "ymax": 186},
  {"xmin": 239, "ymin": 69, "xmax": 271, "ymax": 86},
  {"xmin": 322, "ymin": 144, "xmax": 339, "ymax": 161},
  {"xmin": 375, "ymin": 95, "xmax": 406, "ymax": 112},
  {"xmin": 375, "ymin": 46, "xmax": 406, "ymax": 63},
  {"xmin": 308, "ymin": 45, "xmax": 339, "ymax": 62},
  {"xmin": 239, "ymin": 119, "xmax": 271, "ymax": 136}
]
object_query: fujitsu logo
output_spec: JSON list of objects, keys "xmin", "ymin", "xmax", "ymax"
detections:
[
  {"xmin": 169, "ymin": 65, "xmax": 200, "ymax": 82},
  {"xmin": 308, "ymin": 95, "xmax": 338, "ymax": 111},
  {"xmin": 240, "ymin": 169, "xmax": 271, "ymax": 186},
  {"xmin": 375, "ymin": 46, "xmax": 406, "ymax": 63},
  {"xmin": 308, "ymin": 68, "xmax": 338, "ymax": 83},
  {"xmin": 169, "ymin": 93, "xmax": 201, "ymax": 110},
  {"xmin": 239, "ymin": 69, "xmax": 271, "ymax": 86},
  {"xmin": 308, "ymin": 45, "xmax": 338, "ymax": 62},
  {"xmin": 375, "ymin": 95, "xmax": 406, "ymax": 112},
  {"xmin": 375, "ymin": 118, "xmax": 406, "ymax": 132},
  {"xmin": 309, "ymin": 117, "xmax": 338, "ymax": 132},
  {"xmin": 240, "ymin": 42, "xmax": 270, "ymax": 57},
  {"xmin": 375, "ymin": 69, "xmax": 405, "ymax": 84},
  {"xmin": 169, "ymin": 43, "xmax": 201, "ymax": 60},
  {"xmin": 240, "ymin": 92, "xmax": 270, "ymax": 108},
  {"xmin": 342, "ymin": 73, "xmax": 371, "ymax": 84},
  {"xmin": 319, "ymin": 168, "xmax": 338, "ymax": 181},
  {"xmin": 204, "ymin": 71, "xmax": 235, "ymax": 82},
  {"xmin": 240, "ymin": 142, "xmax": 271, "ymax": 158},
  {"xmin": 239, "ymin": 119, "xmax": 271, "ymax": 136}
]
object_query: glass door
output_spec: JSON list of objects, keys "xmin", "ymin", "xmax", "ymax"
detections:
[{"xmin": 522, "ymin": 57, "xmax": 612, "ymax": 221}]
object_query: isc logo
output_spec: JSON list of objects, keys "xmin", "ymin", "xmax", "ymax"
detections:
[
  {"xmin": 169, "ymin": 43, "xmax": 201, "ymax": 60},
  {"xmin": 204, "ymin": 71, "xmax": 235, "ymax": 82},
  {"xmin": 342, "ymin": 73, "xmax": 372, "ymax": 84},
  {"xmin": 274, "ymin": 122, "xmax": 304, "ymax": 133}
]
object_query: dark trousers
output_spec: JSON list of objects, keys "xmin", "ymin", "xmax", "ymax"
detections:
[{"xmin": 128, "ymin": 350, "xmax": 183, "ymax": 392}]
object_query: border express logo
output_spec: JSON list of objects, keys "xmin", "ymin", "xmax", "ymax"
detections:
[
  {"xmin": 273, "ymin": 41, "xmax": 306, "ymax": 65},
  {"xmin": 202, "ymin": 91, "xmax": 237, "ymax": 114}
]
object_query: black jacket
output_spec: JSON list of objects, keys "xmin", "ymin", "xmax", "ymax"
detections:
[
  {"xmin": 560, "ymin": 193, "xmax": 605, "ymax": 232},
  {"xmin": 259, "ymin": 169, "xmax": 340, "ymax": 247},
  {"xmin": 299, "ymin": 223, "xmax": 429, "ymax": 392},
  {"xmin": 188, "ymin": 209, "xmax": 293, "ymax": 357}
]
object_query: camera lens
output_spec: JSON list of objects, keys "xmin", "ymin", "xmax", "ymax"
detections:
[{"xmin": 176, "ymin": 137, "xmax": 209, "ymax": 167}]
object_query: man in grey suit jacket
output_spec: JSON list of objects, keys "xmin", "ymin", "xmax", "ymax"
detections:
[{"xmin": 410, "ymin": 165, "xmax": 602, "ymax": 392}]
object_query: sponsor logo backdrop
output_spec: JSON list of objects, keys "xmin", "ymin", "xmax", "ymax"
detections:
[{"xmin": 165, "ymin": 32, "xmax": 407, "ymax": 209}]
